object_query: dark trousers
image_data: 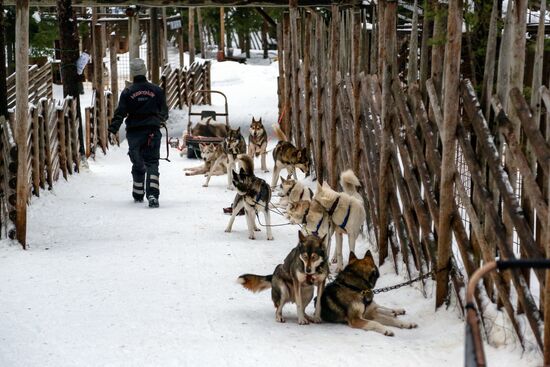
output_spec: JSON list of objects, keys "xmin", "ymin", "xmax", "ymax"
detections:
[{"xmin": 127, "ymin": 127, "xmax": 161, "ymax": 199}]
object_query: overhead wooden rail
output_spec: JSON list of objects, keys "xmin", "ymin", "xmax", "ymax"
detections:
[{"xmin": 3, "ymin": 0, "xmax": 361, "ymax": 7}]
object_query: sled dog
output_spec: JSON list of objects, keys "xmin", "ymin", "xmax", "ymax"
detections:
[
  {"xmin": 314, "ymin": 180, "xmax": 366, "ymax": 272},
  {"xmin": 248, "ymin": 117, "xmax": 269, "ymax": 172},
  {"xmin": 287, "ymin": 199, "xmax": 334, "ymax": 257},
  {"xmin": 225, "ymin": 164, "xmax": 273, "ymax": 240},
  {"xmin": 238, "ymin": 232, "xmax": 328, "ymax": 324},
  {"xmin": 184, "ymin": 143, "xmax": 226, "ymax": 177},
  {"xmin": 271, "ymin": 124, "xmax": 310, "ymax": 188},
  {"xmin": 276, "ymin": 176, "xmax": 314, "ymax": 212},
  {"xmin": 320, "ymin": 250, "xmax": 417, "ymax": 336},
  {"xmin": 222, "ymin": 127, "xmax": 247, "ymax": 190}
]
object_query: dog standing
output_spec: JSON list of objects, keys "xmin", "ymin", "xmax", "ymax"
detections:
[
  {"xmin": 248, "ymin": 117, "xmax": 269, "ymax": 173},
  {"xmin": 223, "ymin": 127, "xmax": 247, "ymax": 190},
  {"xmin": 225, "ymin": 156, "xmax": 273, "ymax": 240},
  {"xmin": 238, "ymin": 232, "xmax": 328, "ymax": 324},
  {"xmin": 314, "ymin": 179, "xmax": 366, "ymax": 272},
  {"xmin": 271, "ymin": 125, "xmax": 310, "ymax": 188},
  {"xmin": 320, "ymin": 250, "xmax": 417, "ymax": 336}
]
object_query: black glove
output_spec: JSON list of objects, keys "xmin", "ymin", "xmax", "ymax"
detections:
[
  {"xmin": 108, "ymin": 131, "xmax": 119, "ymax": 146},
  {"xmin": 107, "ymin": 125, "xmax": 118, "ymax": 135}
]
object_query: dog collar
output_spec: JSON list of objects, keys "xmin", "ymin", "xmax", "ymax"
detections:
[
  {"xmin": 302, "ymin": 206, "xmax": 310, "ymax": 225},
  {"xmin": 339, "ymin": 205, "xmax": 352, "ymax": 229},
  {"xmin": 327, "ymin": 197, "xmax": 340, "ymax": 216},
  {"xmin": 312, "ymin": 216, "xmax": 324, "ymax": 236},
  {"xmin": 337, "ymin": 280, "xmax": 374, "ymax": 305},
  {"xmin": 287, "ymin": 182, "xmax": 296, "ymax": 195}
]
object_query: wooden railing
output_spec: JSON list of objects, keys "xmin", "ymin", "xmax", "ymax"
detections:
[
  {"xmin": 7, "ymin": 62, "xmax": 53, "ymax": 110},
  {"xmin": 160, "ymin": 60, "xmax": 211, "ymax": 109}
]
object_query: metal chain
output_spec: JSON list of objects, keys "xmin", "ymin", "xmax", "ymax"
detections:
[{"xmin": 372, "ymin": 266, "xmax": 450, "ymax": 294}]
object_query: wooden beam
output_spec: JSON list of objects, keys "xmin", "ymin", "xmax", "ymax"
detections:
[
  {"xmin": 188, "ymin": 7, "xmax": 195, "ymax": 65},
  {"xmin": 5, "ymin": 0, "xmax": 360, "ymax": 6},
  {"xmin": 15, "ymin": 0, "xmax": 29, "ymax": 248},
  {"xmin": 109, "ymin": 33, "xmax": 118, "ymax": 108},
  {"xmin": 219, "ymin": 7, "xmax": 225, "ymax": 61},
  {"xmin": 150, "ymin": 8, "xmax": 160, "ymax": 84},
  {"xmin": 435, "ymin": 0, "xmax": 462, "ymax": 308}
]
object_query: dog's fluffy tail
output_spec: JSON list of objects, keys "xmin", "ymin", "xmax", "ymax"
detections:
[
  {"xmin": 272, "ymin": 124, "xmax": 288, "ymax": 142},
  {"xmin": 238, "ymin": 274, "xmax": 273, "ymax": 293},
  {"xmin": 340, "ymin": 169, "xmax": 361, "ymax": 196},
  {"xmin": 237, "ymin": 154, "xmax": 255, "ymax": 175}
]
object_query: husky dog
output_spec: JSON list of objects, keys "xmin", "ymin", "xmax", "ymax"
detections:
[
  {"xmin": 183, "ymin": 143, "xmax": 226, "ymax": 177},
  {"xmin": 248, "ymin": 117, "xmax": 269, "ymax": 172},
  {"xmin": 271, "ymin": 124, "xmax": 310, "ymax": 188},
  {"xmin": 225, "ymin": 162, "xmax": 273, "ymax": 240},
  {"xmin": 181, "ymin": 117, "xmax": 227, "ymax": 157},
  {"xmin": 276, "ymin": 176, "xmax": 314, "ymax": 211},
  {"xmin": 223, "ymin": 127, "xmax": 247, "ymax": 190},
  {"xmin": 238, "ymin": 232, "xmax": 329, "ymax": 324},
  {"xmin": 314, "ymin": 180, "xmax": 366, "ymax": 272},
  {"xmin": 320, "ymin": 250, "xmax": 417, "ymax": 336},
  {"xmin": 287, "ymin": 199, "xmax": 334, "ymax": 258}
]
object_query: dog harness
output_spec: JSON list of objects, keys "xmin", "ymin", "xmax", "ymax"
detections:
[
  {"xmin": 339, "ymin": 205, "xmax": 352, "ymax": 230},
  {"xmin": 327, "ymin": 197, "xmax": 340, "ymax": 216},
  {"xmin": 327, "ymin": 197, "xmax": 351, "ymax": 230},
  {"xmin": 336, "ymin": 280, "xmax": 374, "ymax": 306}
]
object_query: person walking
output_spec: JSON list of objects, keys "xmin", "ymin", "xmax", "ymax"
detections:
[{"xmin": 108, "ymin": 58, "xmax": 169, "ymax": 208}]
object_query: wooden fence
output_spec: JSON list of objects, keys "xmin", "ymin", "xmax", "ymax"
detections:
[
  {"xmin": 279, "ymin": 5, "xmax": 549, "ymax": 359},
  {"xmin": 0, "ymin": 96, "xmax": 81, "ymax": 239},
  {"xmin": 160, "ymin": 60, "xmax": 212, "ymax": 109},
  {"xmin": 7, "ymin": 62, "xmax": 53, "ymax": 110}
]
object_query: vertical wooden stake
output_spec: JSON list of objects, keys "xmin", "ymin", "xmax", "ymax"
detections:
[
  {"xmin": 150, "ymin": 8, "xmax": 160, "ymax": 84},
  {"xmin": 188, "ymin": 7, "xmax": 195, "ymax": 65},
  {"xmin": 407, "ymin": 0, "xmax": 419, "ymax": 85},
  {"xmin": 351, "ymin": 8, "xmax": 361, "ymax": 174},
  {"xmin": 197, "ymin": 8, "xmax": 205, "ymax": 58},
  {"xmin": 436, "ymin": 0, "xmax": 463, "ymax": 308},
  {"xmin": 93, "ymin": 24, "xmax": 106, "ymax": 154},
  {"xmin": 328, "ymin": 4, "xmax": 339, "ymax": 189},
  {"xmin": 129, "ymin": 10, "xmax": 140, "ymax": 65},
  {"xmin": 15, "ymin": 0, "xmax": 29, "ymax": 248},
  {"xmin": 303, "ymin": 11, "xmax": 312, "ymax": 158},
  {"xmin": 109, "ymin": 34, "xmax": 118, "ymax": 108},
  {"xmin": 545, "ymin": 156, "xmax": 550, "ymax": 367},
  {"xmin": 162, "ymin": 7, "xmax": 169, "ymax": 65},
  {"xmin": 219, "ymin": 7, "xmax": 225, "ymax": 61},
  {"xmin": 289, "ymin": 0, "xmax": 301, "ymax": 149}
]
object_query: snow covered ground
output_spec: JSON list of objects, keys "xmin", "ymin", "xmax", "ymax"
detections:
[{"xmin": 0, "ymin": 59, "xmax": 542, "ymax": 367}]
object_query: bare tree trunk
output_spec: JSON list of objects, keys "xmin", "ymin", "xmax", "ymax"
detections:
[
  {"xmin": 480, "ymin": 0, "xmax": 499, "ymax": 118},
  {"xmin": 188, "ymin": 7, "xmax": 195, "ymax": 64},
  {"xmin": 197, "ymin": 8, "xmax": 205, "ymax": 58},
  {"xmin": 57, "ymin": 0, "xmax": 85, "ymax": 156},
  {"xmin": 0, "ymin": 0, "xmax": 7, "ymax": 118},
  {"xmin": 262, "ymin": 19, "xmax": 268, "ymax": 59}
]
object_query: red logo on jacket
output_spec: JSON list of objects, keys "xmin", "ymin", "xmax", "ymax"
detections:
[{"xmin": 130, "ymin": 90, "xmax": 156, "ymax": 99}]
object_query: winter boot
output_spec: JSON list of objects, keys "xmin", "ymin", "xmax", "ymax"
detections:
[
  {"xmin": 148, "ymin": 195, "xmax": 159, "ymax": 208},
  {"xmin": 133, "ymin": 181, "xmax": 145, "ymax": 202}
]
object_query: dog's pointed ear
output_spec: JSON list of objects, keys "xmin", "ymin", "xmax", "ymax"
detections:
[
  {"xmin": 280, "ymin": 176, "xmax": 286, "ymax": 184},
  {"xmin": 237, "ymin": 127, "xmax": 241, "ymax": 134},
  {"xmin": 286, "ymin": 174, "xmax": 292, "ymax": 180},
  {"xmin": 348, "ymin": 251, "xmax": 358, "ymax": 264},
  {"xmin": 259, "ymin": 117, "xmax": 262, "ymax": 123},
  {"xmin": 365, "ymin": 249, "xmax": 373, "ymax": 259},
  {"xmin": 298, "ymin": 230, "xmax": 306, "ymax": 243},
  {"xmin": 232, "ymin": 169, "xmax": 239, "ymax": 176},
  {"xmin": 239, "ymin": 167, "xmax": 246, "ymax": 176},
  {"xmin": 316, "ymin": 181, "xmax": 323, "ymax": 193}
]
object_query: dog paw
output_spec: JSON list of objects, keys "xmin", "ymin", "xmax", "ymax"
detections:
[
  {"xmin": 276, "ymin": 315, "xmax": 286, "ymax": 323},
  {"xmin": 248, "ymin": 235, "xmax": 256, "ymax": 240},
  {"xmin": 202, "ymin": 184, "xmax": 208, "ymax": 187},
  {"xmin": 393, "ymin": 308, "xmax": 406, "ymax": 316},
  {"xmin": 298, "ymin": 318, "xmax": 310, "ymax": 325},
  {"xmin": 224, "ymin": 228, "xmax": 232, "ymax": 233},
  {"xmin": 267, "ymin": 236, "xmax": 274, "ymax": 241},
  {"xmin": 227, "ymin": 186, "xmax": 235, "ymax": 191},
  {"xmin": 406, "ymin": 323, "xmax": 418, "ymax": 329},
  {"xmin": 263, "ymin": 170, "xmax": 270, "ymax": 173},
  {"xmin": 384, "ymin": 330, "xmax": 395, "ymax": 337},
  {"xmin": 331, "ymin": 256, "xmax": 338, "ymax": 264},
  {"xmin": 306, "ymin": 315, "xmax": 322, "ymax": 324},
  {"xmin": 254, "ymin": 227, "xmax": 261, "ymax": 232}
]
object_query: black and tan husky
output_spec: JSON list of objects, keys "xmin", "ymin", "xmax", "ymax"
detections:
[
  {"xmin": 271, "ymin": 124, "xmax": 310, "ymax": 188},
  {"xmin": 320, "ymin": 250, "xmax": 417, "ymax": 336},
  {"xmin": 225, "ymin": 156, "xmax": 273, "ymax": 240},
  {"xmin": 223, "ymin": 127, "xmax": 247, "ymax": 190},
  {"xmin": 238, "ymin": 232, "xmax": 328, "ymax": 324},
  {"xmin": 248, "ymin": 117, "xmax": 269, "ymax": 172}
]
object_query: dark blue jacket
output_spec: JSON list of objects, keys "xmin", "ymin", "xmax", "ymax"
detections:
[{"xmin": 109, "ymin": 75, "xmax": 169, "ymax": 133}]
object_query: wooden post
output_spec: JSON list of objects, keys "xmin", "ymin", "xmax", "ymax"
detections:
[
  {"xmin": 377, "ymin": 0, "xmax": 396, "ymax": 265},
  {"xmin": 496, "ymin": 0, "xmax": 514, "ymax": 109},
  {"xmin": 283, "ymin": 12, "xmax": 292, "ymax": 140},
  {"xmin": 430, "ymin": 0, "xmax": 446, "ymax": 97},
  {"xmin": 419, "ymin": 0, "xmax": 433, "ymax": 99},
  {"xmin": 314, "ymin": 14, "xmax": 323, "ymax": 181},
  {"xmin": 407, "ymin": 0, "xmax": 419, "ymax": 85},
  {"xmin": 197, "ymin": 8, "xmax": 205, "ymax": 58},
  {"xmin": 219, "ymin": 7, "xmax": 225, "ymax": 61},
  {"xmin": 188, "ymin": 7, "xmax": 195, "ymax": 65},
  {"xmin": 303, "ymin": 11, "xmax": 312, "ymax": 159},
  {"xmin": 545, "ymin": 153, "xmax": 550, "ymax": 367},
  {"xmin": 162, "ymin": 8, "xmax": 169, "ymax": 65},
  {"xmin": 93, "ymin": 24, "xmax": 106, "ymax": 154},
  {"xmin": 129, "ymin": 10, "xmax": 140, "ymax": 67},
  {"xmin": 436, "ymin": 0, "xmax": 463, "ymax": 308},
  {"xmin": 289, "ymin": 0, "xmax": 301, "ymax": 149},
  {"xmin": 530, "ymin": 0, "xmax": 546, "ymax": 123},
  {"xmin": 150, "ymin": 8, "xmax": 160, "ymax": 84},
  {"xmin": 351, "ymin": 8, "xmax": 361, "ymax": 173},
  {"xmin": 109, "ymin": 34, "xmax": 118, "ymax": 108},
  {"xmin": 15, "ymin": 0, "xmax": 29, "ymax": 248},
  {"xmin": 328, "ymin": 4, "xmax": 339, "ymax": 188},
  {"xmin": 480, "ymin": 0, "xmax": 499, "ymax": 118}
]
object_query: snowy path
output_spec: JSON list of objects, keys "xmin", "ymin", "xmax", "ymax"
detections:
[{"xmin": 0, "ymin": 61, "xmax": 538, "ymax": 367}]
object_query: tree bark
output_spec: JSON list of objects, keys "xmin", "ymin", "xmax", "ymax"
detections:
[
  {"xmin": 0, "ymin": 0, "xmax": 7, "ymax": 118},
  {"xmin": 57, "ymin": 0, "xmax": 85, "ymax": 156}
]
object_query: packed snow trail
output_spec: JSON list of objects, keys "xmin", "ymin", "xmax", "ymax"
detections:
[{"xmin": 0, "ymin": 61, "xmax": 539, "ymax": 367}]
